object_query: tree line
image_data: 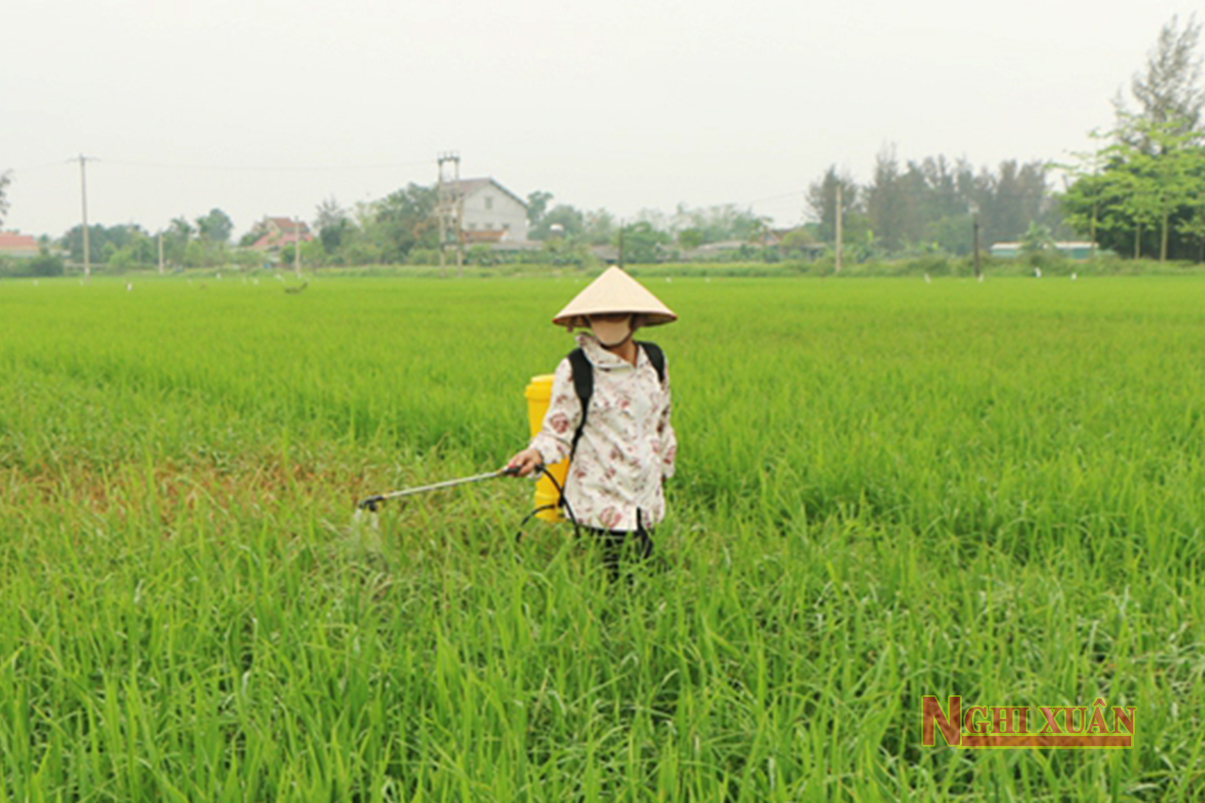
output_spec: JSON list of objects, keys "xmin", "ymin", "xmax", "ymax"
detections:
[
  {"xmin": 806, "ymin": 154, "xmax": 1064, "ymax": 261},
  {"xmin": 306, "ymin": 191, "xmax": 777, "ymax": 267},
  {"xmin": 1061, "ymin": 16, "xmax": 1205, "ymax": 262}
]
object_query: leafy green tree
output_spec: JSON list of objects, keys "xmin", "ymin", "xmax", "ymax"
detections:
[
  {"xmin": 677, "ymin": 228, "xmax": 705, "ymax": 249},
  {"xmin": 1117, "ymin": 14, "xmax": 1204, "ymax": 146},
  {"xmin": 779, "ymin": 228, "xmax": 819, "ymax": 258},
  {"xmin": 807, "ymin": 166, "xmax": 860, "ymax": 244},
  {"xmin": 28, "ymin": 247, "xmax": 64, "ymax": 277},
  {"xmin": 830, "ymin": 149, "xmax": 1059, "ymax": 256},
  {"xmin": 1176, "ymin": 201, "xmax": 1205, "ymax": 259},
  {"xmin": 1062, "ymin": 116, "xmax": 1205, "ymax": 260},
  {"xmin": 183, "ymin": 239, "xmax": 210, "ymax": 267},
  {"xmin": 865, "ymin": 146, "xmax": 912, "ymax": 252},
  {"xmin": 315, "ymin": 197, "xmax": 353, "ymax": 254},
  {"xmin": 925, "ymin": 214, "xmax": 974, "ymax": 255},
  {"xmin": 466, "ymin": 244, "xmax": 496, "ymax": 266},
  {"xmin": 540, "ymin": 236, "xmax": 593, "ymax": 267},
  {"xmin": 1020, "ymin": 221, "xmax": 1055, "ymax": 254},
  {"xmin": 169, "ymin": 217, "xmax": 193, "ymax": 239},
  {"xmin": 529, "ymin": 204, "xmax": 584, "ymax": 240},
  {"xmin": 526, "ymin": 191, "xmax": 553, "ymax": 228},
  {"xmin": 160, "ymin": 217, "xmax": 194, "ymax": 266},
  {"xmin": 61, "ymin": 223, "xmax": 148, "ymax": 266},
  {"xmin": 368, "ymin": 184, "xmax": 437, "ymax": 263},
  {"xmin": 196, "ymin": 208, "xmax": 233, "ymax": 244},
  {"xmin": 668, "ymin": 203, "xmax": 766, "ymax": 245},
  {"xmin": 979, "ymin": 160, "xmax": 1053, "ymax": 246},
  {"xmin": 1055, "ymin": 133, "xmax": 1115, "ymax": 256},
  {"xmin": 1125, "ymin": 117, "xmax": 1203, "ymax": 260},
  {"xmin": 582, "ymin": 209, "xmax": 616, "ymax": 246},
  {"xmin": 406, "ymin": 247, "xmax": 440, "ymax": 265},
  {"xmin": 107, "ymin": 228, "xmax": 157, "ymax": 269},
  {"xmin": 1068, "ymin": 14, "xmax": 1205, "ymax": 261},
  {"xmin": 618, "ymin": 221, "xmax": 669, "ymax": 264}
]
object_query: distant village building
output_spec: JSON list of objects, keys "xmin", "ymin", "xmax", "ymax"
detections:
[
  {"xmin": 0, "ymin": 232, "xmax": 39, "ymax": 259},
  {"xmin": 691, "ymin": 239, "xmax": 756, "ymax": 257},
  {"xmin": 990, "ymin": 241, "xmax": 1095, "ymax": 260},
  {"xmin": 452, "ymin": 178, "xmax": 529, "ymax": 242},
  {"xmin": 248, "ymin": 217, "xmax": 314, "ymax": 252}
]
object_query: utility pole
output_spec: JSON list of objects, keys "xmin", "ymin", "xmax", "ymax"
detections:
[
  {"xmin": 157, "ymin": 232, "xmax": 165, "ymax": 275},
  {"xmin": 436, "ymin": 152, "xmax": 465, "ymax": 277},
  {"xmin": 971, "ymin": 203, "xmax": 981, "ymax": 279},
  {"xmin": 294, "ymin": 218, "xmax": 302, "ymax": 278},
  {"xmin": 834, "ymin": 183, "xmax": 842, "ymax": 274},
  {"xmin": 78, "ymin": 155, "xmax": 91, "ymax": 280},
  {"xmin": 618, "ymin": 223, "xmax": 625, "ymax": 269}
]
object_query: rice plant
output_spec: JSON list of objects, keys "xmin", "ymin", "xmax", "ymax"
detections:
[{"xmin": 1, "ymin": 275, "xmax": 1203, "ymax": 800}]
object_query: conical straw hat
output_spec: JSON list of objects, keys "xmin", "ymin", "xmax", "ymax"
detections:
[{"xmin": 552, "ymin": 267, "xmax": 677, "ymax": 329}]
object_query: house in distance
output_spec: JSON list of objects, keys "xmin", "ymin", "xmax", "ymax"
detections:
[
  {"xmin": 247, "ymin": 217, "xmax": 314, "ymax": 253},
  {"xmin": 0, "ymin": 232, "xmax": 39, "ymax": 259},
  {"xmin": 452, "ymin": 178, "xmax": 529, "ymax": 244}
]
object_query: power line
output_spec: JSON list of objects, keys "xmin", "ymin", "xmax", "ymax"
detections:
[
  {"xmin": 6, "ymin": 160, "xmax": 73, "ymax": 174},
  {"xmin": 95, "ymin": 157, "xmax": 432, "ymax": 173}
]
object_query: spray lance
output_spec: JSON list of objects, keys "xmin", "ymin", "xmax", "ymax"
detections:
[
  {"xmin": 356, "ymin": 467, "xmax": 518, "ymax": 512},
  {"xmin": 353, "ymin": 463, "xmax": 578, "ymax": 541},
  {"xmin": 354, "ymin": 374, "xmax": 579, "ymax": 538}
]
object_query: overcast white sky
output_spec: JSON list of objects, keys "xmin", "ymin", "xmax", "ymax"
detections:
[{"xmin": 1, "ymin": 0, "xmax": 1198, "ymax": 238}]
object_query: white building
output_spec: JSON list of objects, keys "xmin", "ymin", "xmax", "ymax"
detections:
[
  {"xmin": 453, "ymin": 178, "xmax": 529, "ymax": 242},
  {"xmin": 990, "ymin": 241, "xmax": 1096, "ymax": 260}
]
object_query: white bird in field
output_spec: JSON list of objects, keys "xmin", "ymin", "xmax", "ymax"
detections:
[
  {"xmin": 1071, "ymin": 272, "xmax": 1078, "ymax": 281},
  {"xmin": 215, "ymin": 272, "xmax": 221, "ymax": 280},
  {"xmin": 977, "ymin": 274, "xmax": 984, "ymax": 283},
  {"xmin": 32, "ymin": 280, "xmax": 38, "ymax": 287},
  {"xmin": 924, "ymin": 273, "xmax": 932, "ymax": 283},
  {"xmin": 126, "ymin": 283, "xmax": 132, "ymax": 292},
  {"xmin": 1035, "ymin": 267, "xmax": 1042, "ymax": 278}
]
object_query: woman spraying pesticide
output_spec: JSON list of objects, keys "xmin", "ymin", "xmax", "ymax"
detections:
[{"xmin": 508, "ymin": 267, "xmax": 678, "ymax": 578}]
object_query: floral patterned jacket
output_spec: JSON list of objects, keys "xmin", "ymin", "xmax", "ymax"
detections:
[{"xmin": 530, "ymin": 332, "xmax": 677, "ymax": 532}]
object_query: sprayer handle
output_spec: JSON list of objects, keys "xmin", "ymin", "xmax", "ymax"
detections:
[{"xmin": 357, "ymin": 495, "xmax": 384, "ymax": 512}]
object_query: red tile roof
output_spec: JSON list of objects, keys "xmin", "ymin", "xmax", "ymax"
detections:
[
  {"xmin": 266, "ymin": 217, "xmax": 310, "ymax": 233},
  {"xmin": 249, "ymin": 230, "xmax": 313, "ymax": 251},
  {"xmin": 0, "ymin": 232, "xmax": 38, "ymax": 254}
]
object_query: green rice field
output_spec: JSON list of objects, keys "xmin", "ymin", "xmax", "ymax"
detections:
[{"xmin": 2, "ymin": 274, "xmax": 1205, "ymax": 801}]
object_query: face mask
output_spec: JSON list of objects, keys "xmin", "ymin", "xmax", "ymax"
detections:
[{"xmin": 590, "ymin": 316, "xmax": 632, "ymax": 348}]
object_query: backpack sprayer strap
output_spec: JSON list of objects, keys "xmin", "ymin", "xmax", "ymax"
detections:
[
  {"xmin": 567, "ymin": 342, "xmax": 664, "ymax": 461},
  {"xmin": 568, "ymin": 347, "xmax": 592, "ymax": 462}
]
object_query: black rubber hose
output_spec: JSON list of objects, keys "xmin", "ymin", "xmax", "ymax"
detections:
[{"xmin": 514, "ymin": 465, "xmax": 581, "ymax": 543}]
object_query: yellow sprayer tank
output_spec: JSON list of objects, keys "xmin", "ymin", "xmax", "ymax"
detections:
[{"xmin": 524, "ymin": 374, "xmax": 569, "ymax": 522}]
